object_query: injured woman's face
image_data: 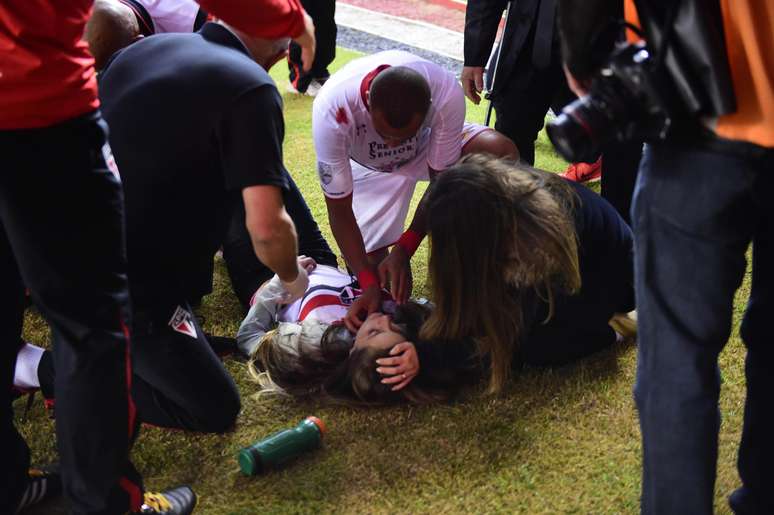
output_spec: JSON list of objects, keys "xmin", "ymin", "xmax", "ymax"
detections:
[{"xmin": 352, "ymin": 312, "xmax": 406, "ymax": 352}]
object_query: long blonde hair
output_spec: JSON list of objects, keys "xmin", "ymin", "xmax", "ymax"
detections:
[{"xmin": 419, "ymin": 155, "xmax": 581, "ymax": 393}]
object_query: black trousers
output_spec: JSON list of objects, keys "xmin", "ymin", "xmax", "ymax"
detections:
[
  {"xmin": 491, "ymin": 34, "xmax": 575, "ymax": 165},
  {"xmin": 288, "ymin": 0, "xmax": 337, "ymax": 92},
  {"xmin": 521, "ymin": 203, "xmax": 635, "ymax": 366},
  {"xmin": 223, "ymin": 169, "xmax": 337, "ymax": 309},
  {"xmin": 129, "ymin": 301, "xmax": 240, "ymax": 432},
  {"xmin": 37, "ymin": 300, "xmax": 240, "ymax": 433},
  {"xmin": 521, "ymin": 264, "xmax": 634, "ymax": 367},
  {"xmin": 0, "ymin": 112, "xmax": 142, "ymax": 514},
  {"xmin": 600, "ymin": 139, "xmax": 643, "ymax": 226}
]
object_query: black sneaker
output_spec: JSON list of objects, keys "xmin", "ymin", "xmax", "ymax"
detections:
[
  {"xmin": 14, "ymin": 466, "xmax": 61, "ymax": 514},
  {"xmin": 204, "ymin": 334, "xmax": 238, "ymax": 358},
  {"xmin": 135, "ymin": 486, "xmax": 197, "ymax": 515},
  {"xmin": 729, "ymin": 486, "xmax": 773, "ymax": 514}
]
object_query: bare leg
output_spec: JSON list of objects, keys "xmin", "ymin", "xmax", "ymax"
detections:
[{"xmin": 462, "ymin": 129, "xmax": 520, "ymax": 160}]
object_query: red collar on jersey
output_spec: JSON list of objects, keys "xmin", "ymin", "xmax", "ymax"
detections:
[{"xmin": 359, "ymin": 64, "xmax": 392, "ymax": 111}]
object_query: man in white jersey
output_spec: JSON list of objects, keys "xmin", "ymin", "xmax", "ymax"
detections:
[{"xmin": 313, "ymin": 50, "xmax": 518, "ymax": 331}]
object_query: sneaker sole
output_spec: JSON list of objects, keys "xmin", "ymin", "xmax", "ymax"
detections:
[{"xmin": 609, "ymin": 311, "xmax": 637, "ymax": 340}]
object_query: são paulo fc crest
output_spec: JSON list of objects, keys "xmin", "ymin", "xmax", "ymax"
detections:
[
  {"xmin": 318, "ymin": 161, "xmax": 333, "ymax": 185},
  {"xmin": 168, "ymin": 305, "xmax": 197, "ymax": 339},
  {"xmin": 339, "ymin": 286, "xmax": 359, "ymax": 306}
]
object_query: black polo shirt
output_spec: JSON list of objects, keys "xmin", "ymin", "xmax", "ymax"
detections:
[{"xmin": 99, "ymin": 22, "xmax": 288, "ymax": 308}]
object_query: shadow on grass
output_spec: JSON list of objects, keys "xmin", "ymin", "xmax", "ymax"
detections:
[{"xmin": 19, "ymin": 336, "xmax": 630, "ymax": 515}]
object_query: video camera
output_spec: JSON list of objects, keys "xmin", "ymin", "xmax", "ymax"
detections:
[
  {"xmin": 547, "ymin": 41, "xmax": 677, "ymax": 164},
  {"xmin": 547, "ymin": 0, "xmax": 738, "ymax": 164}
]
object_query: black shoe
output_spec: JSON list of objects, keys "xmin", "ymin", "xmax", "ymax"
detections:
[
  {"xmin": 136, "ymin": 486, "xmax": 197, "ymax": 515},
  {"xmin": 204, "ymin": 334, "xmax": 238, "ymax": 358},
  {"xmin": 14, "ymin": 466, "xmax": 61, "ymax": 514},
  {"xmin": 729, "ymin": 486, "xmax": 773, "ymax": 515}
]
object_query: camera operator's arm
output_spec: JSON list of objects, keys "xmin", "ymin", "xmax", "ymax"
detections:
[
  {"xmin": 463, "ymin": 0, "xmax": 509, "ymax": 103},
  {"xmin": 557, "ymin": 0, "xmax": 621, "ymax": 82}
]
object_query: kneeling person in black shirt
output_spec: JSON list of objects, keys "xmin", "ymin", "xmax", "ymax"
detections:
[{"xmin": 73, "ymin": 21, "xmax": 324, "ymax": 431}]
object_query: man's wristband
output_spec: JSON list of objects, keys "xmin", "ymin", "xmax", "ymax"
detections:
[
  {"xmin": 357, "ymin": 268, "xmax": 379, "ymax": 290},
  {"xmin": 396, "ymin": 230, "xmax": 423, "ymax": 257}
]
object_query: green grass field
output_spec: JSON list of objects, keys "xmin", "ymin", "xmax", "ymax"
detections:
[{"xmin": 18, "ymin": 48, "xmax": 750, "ymax": 514}]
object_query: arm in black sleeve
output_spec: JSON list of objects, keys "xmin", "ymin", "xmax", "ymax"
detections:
[
  {"xmin": 558, "ymin": 0, "xmax": 621, "ymax": 81},
  {"xmin": 217, "ymin": 84, "xmax": 289, "ymax": 191},
  {"xmin": 464, "ymin": 0, "xmax": 510, "ymax": 66}
]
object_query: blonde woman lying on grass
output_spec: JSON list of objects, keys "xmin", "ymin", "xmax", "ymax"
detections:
[
  {"xmin": 238, "ymin": 257, "xmax": 458, "ymax": 405},
  {"xmin": 239, "ymin": 162, "xmax": 639, "ymax": 407}
]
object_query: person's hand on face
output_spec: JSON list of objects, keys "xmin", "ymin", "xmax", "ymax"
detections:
[
  {"xmin": 343, "ymin": 285, "xmax": 382, "ymax": 332},
  {"xmin": 377, "ymin": 342, "xmax": 418, "ymax": 391},
  {"xmin": 378, "ymin": 246, "xmax": 412, "ymax": 304},
  {"xmin": 353, "ymin": 313, "xmax": 419, "ymax": 391}
]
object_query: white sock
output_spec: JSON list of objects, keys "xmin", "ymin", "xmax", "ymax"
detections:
[{"xmin": 14, "ymin": 342, "xmax": 45, "ymax": 389}]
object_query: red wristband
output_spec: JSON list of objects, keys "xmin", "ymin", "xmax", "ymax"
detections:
[
  {"xmin": 357, "ymin": 268, "xmax": 379, "ymax": 290},
  {"xmin": 396, "ymin": 230, "xmax": 423, "ymax": 257}
]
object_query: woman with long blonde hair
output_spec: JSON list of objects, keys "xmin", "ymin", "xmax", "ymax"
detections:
[{"xmin": 412, "ymin": 155, "xmax": 635, "ymax": 394}]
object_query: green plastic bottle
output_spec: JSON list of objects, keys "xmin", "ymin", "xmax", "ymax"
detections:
[{"xmin": 238, "ymin": 416, "xmax": 327, "ymax": 476}]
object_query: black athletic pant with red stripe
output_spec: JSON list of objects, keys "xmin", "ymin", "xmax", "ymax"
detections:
[
  {"xmin": 288, "ymin": 0, "xmax": 337, "ymax": 92},
  {"xmin": 36, "ymin": 299, "xmax": 241, "ymax": 434},
  {"xmin": 0, "ymin": 112, "xmax": 143, "ymax": 514},
  {"xmin": 128, "ymin": 301, "xmax": 241, "ymax": 432}
]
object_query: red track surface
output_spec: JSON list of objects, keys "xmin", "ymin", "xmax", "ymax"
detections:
[
  {"xmin": 427, "ymin": 0, "xmax": 467, "ymax": 13},
  {"xmin": 340, "ymin": 0, "xmax": 466, "ymax": 33}
]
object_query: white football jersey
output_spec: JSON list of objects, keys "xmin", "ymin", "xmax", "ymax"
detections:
[
  {"xmin": 279, "ymin": 265, "xmax": 353, "ymax": 325},
  {"xmin": 134, "ymin": 0, "xmax": 201, "ymax": 33},
  {"xmin": 312, "ymin": 50, "xmax": 466, "ymax": 200}
]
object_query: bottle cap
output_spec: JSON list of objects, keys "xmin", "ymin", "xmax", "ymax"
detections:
[
  {"xmin": 306, "ymin": 416, "xmax": 327, "ymax": 436},
  {"xmin": 238, "ymin": 448, "xmax": 261, "ymax": 476}
]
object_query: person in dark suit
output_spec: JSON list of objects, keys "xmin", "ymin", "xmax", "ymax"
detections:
[
  {"xmin": 461, "ymin": 0, "xmax": 574, "ymax": 166},
  {"xmin": 463, "ymin": 0, "xmax": 643, "ymax": 225}
]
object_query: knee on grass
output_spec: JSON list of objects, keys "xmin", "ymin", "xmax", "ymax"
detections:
[
  {"xmin": 463, "ymin": 130, "xmax": 520, "ymax": 160},
  {"xmin": 189, "ymin": 386, "xmax": 241, "ymax": 434}
]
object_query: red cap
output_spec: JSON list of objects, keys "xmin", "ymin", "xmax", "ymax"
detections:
[{"xmin": 306, "ymin": 416, "xmax": 327, "ymax": 436}]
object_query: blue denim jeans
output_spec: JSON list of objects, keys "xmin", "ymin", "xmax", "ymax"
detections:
[{"xmin": 632, "ymin": 141, "xmax": 774, "ymax": 514}]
